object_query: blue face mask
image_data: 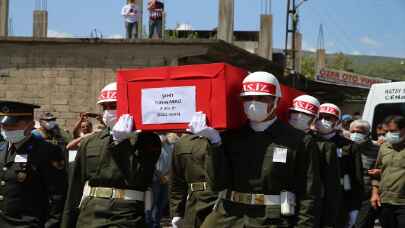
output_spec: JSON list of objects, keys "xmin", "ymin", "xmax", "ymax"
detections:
[
  {"xmin": 385, "ymin": 132, "xmax": 401, "ymax": 144},
  {"xmin": 350, "ymin": 132, "xmax": 367, "ymax": 144}
]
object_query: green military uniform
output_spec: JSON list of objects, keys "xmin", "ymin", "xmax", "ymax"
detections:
[
  {"xmin": 33, "ymin": 127, "xmax": 72, "ymax": 151},
  {"xmin": 202, "ymin": 120, "xmax": 321, "ymax": 227},
  {"xmin": 309, "ymin": 131, "xmax": 341, "ymax": 228},
  {"xmin": 61, "ymin": 129, "xmax": 161, "ymax": 228},
  {"xmin": 170, "ymin": 134, "xmax": 218, "ymax": 228},
  {"xmin": 330, "ymin": 134, "xmax": 364, "ymax": 228},
  {"xmin": 33, "ymin": 127, "xmax": 72, "ymax": 172},
  {"xmin": 373, "ymin": 142, "xmax": 405, "ymax": 205}
]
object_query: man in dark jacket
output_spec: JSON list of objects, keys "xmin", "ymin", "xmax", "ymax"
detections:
[
  {"xmin": 350, "ymin": 120, "xmax": 380, "ymax": 228},
  {"xmin": 0, "ymin": 101, "xmax": 67, "ymax": 228},
  {"xmin": 195, "ymin": 72, "xmax": 321, "ymax": 227}
]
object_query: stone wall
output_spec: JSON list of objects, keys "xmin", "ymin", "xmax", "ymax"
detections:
[{"xmin": 0, "ymin": 38, "xmax": 210, "ymax": 130}]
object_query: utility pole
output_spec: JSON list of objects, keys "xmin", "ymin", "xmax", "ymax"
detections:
[{"xmin": 284, "ymin": 0, "xmax": 307, "ymax": 86}]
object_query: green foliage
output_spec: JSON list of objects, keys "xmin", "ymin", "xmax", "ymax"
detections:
[
  {"xmin": 355, "ymin": 61, "xmax": 405, "ymax": 81},
  {"xmin": 327, "ymin": 52, "xmax": 353, "ymax": 71},
  {"xmin": 301, "ymin": 51, "xmax": 405, "ymax": 81},
  {"xmin": 301, "ymin": 55, "xmax": 316, "ymax": 79}
]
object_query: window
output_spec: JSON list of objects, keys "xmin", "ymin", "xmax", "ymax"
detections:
[{"xmin": 371, "ymin": 102, "xmax": 405, "ymax": 139}]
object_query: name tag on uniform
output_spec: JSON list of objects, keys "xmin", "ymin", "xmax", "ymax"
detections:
[
  {"xmin": 14, "ymin": 154, "xmax": 28, "ymax": 163},
  {"xmin": 69, "ymin": 150, "xmax": 78, "ymax": 163},
  {"xmin": 273, "ymin": 147, "xmax": 288, "ymax": 163}
]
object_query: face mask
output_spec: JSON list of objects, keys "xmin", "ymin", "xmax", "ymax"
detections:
[
  {"xmin": 103, "ymin": 110, "xmax": 117, "ymax": 128},
  {"xmin": 243, "ymin": 101, "xmax": 272, "ymax": 122},
  {"xmin": 350, "ymin": 132, "xmax": 367, "ymax": 143},
  {"xmin": 289, "ymin": 113, "xmax": 313, "ymax": 131},
  {"xmin": 43, "ymin": 121, "xmax": 57, "ymax": 130},
  {"xmin": 315, "ymin": 119, "xmax": 335, "ymax": 134},
  {"xmin": 385, "ymin": 132, "xmax": 401, "ymax": 144},
  {"xmin": 1, "ymin": 129, "xmax": 27, "ymax": 144}
]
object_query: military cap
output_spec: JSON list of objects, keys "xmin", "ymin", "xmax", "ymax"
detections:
[
  {"xmin": 0, "ymin": 101, "xmax": 40, "ymax": 125},
  {"xmin": 39, "ymin": 112, "xmax": 57, "ymax": 121}
]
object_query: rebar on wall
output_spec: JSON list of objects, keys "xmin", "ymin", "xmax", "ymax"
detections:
[
  {"xmin": 35, "ymin": 0, "xmax": 47, "ymax": 11},
  {"xmin": 261, "ymin": 0, "xmax": 271, "ymax": 15}
]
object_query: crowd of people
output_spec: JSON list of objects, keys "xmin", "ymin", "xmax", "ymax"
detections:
[
  {"xmin": 0, "ymin": 71, "xmax": 404, "ymax": 228},
  {"xmin": 122, "ymin": 0, "xmax": 164, "ymax": 39}
]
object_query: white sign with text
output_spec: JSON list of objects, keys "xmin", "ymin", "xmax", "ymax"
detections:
[{"xmin": 141, "ymin": 86, "xmax": 196, "ymax": 124}]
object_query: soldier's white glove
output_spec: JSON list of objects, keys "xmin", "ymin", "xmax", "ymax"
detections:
[
  {"xmin": 347, "ymin": 210, "xmax": 359, "ymax": 228},
  {"xmin": 187, "ymin": 112, "xmax": 221, "ymax": 144},
  {"xmin": 112, "ymin": 114, "xmax": 136, "ymax": 143},
  {"xmin": 171, "ymin": 217, "xmax": 184, "ymax": 228}
]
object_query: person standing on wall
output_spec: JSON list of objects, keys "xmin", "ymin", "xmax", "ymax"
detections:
[{"xmin": 122, "ymin": 0, "xmax": 140, "ymax": 39}]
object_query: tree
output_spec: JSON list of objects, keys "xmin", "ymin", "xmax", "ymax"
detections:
[
  {"xmin": 328, "ymin": 52, "xmax": 353, "ymax": 71},
  {"xmin": 301, "ymin": 55, "xmax": 316, "ymax": 79}
]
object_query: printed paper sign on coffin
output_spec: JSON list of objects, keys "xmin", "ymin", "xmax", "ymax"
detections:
[{"xmin": 116, "ymin": 63, "xmax": 248, "ymax": 131}]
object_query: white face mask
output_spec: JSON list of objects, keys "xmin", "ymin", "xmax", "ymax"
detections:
[
  {"xmin": 289, "ymin": 113, "xmax": 313, "ymax": 131},
  {"xmin": 1, "ymin": 129, "xmax": 27, "ymax": 144},
  {"xmin": 350, "ymin": 132, "xmax": 367, "ymax": 143},
  {"xmin": 103, "ymin": 110, "xmax": 117, "ymax": 128},
  {"xmin": 315, "ymin": 119, "xmax": 335, "ymax": 134},
  {"xmin": 243, "ymin": 101, "xmax": 272, "ymax": 122},
  {"xmin": 385, "ymin": 132, "xmax": 401, "ymax": 144},
  {"xmin": 43, "ymin": 121, "xmax": 57, "ymax": 130}
]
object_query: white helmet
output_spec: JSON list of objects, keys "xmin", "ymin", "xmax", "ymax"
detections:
[
  {"xmin": 290, "ymin": 95, "xmax": 320, "ymax": 116},
  {"xmin": 97, "ymin": 82, "xmax": 117, "ymax": 104},
  {"xmin": 319, "ymin": 103, "xmax": 341, "ymax": 119},
  {"xmin": 240, "ymin": 71, "xmax": 282, "ymax": 97}
]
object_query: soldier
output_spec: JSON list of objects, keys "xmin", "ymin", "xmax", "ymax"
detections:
[
  {"xmin": 170, "ymin": 133, "xmax": 219, "ymax": 228},
  {"xmin": 288, "ymin": 95, "xmax": 341, "ymax": 228},
  {"xmin": 0, "ymin": 101, "xmax": 67, "ymax": 228},
  {"xmin": 314, "ymin": 103, "xmax": 364, "ymax": 228},
  {"xmin": 33, "ymin": 112, "xmax": 73, "ymax": 148},
  {"xmin": 32, "ymin": 112, "xmax": 72, "ymax": 169},
  {"xmin": 61, "ymin": 82, "xmax": 161, "ymax": 228},
  {"xmin": 195, "ymin": 72, "xmax": 321, "ymax": 227}
]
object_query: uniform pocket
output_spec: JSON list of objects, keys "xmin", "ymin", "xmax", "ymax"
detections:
[{"xmin": 85, "ymin": 146, "xmax": 102, "ymax": 176}]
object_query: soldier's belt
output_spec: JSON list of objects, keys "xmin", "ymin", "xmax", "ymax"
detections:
[
  {"xmin": 85, "ymin": 186, "xmax": 145, "ymax": 201},
  {"xmin": 223, "ymin": 190, "xmax": 281, "ymax": 205},
  {"xmin": 189, "ymin": 182, "xmax": 208, "ymax": 192}
]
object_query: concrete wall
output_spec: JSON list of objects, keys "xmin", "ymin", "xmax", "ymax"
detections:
[{"xmin": 0, "ymin": 38, "xmax": 209, "ymax": 130}]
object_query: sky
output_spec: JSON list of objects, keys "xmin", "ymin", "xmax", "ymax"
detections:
[{"xmin": 8, "ymin": 0, "xmax": 405, "ymax": 58}]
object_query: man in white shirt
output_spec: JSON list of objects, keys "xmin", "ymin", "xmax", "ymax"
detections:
[{"xmin": 121, "ymin": 0, "xmax": 139, "ymax": 39}]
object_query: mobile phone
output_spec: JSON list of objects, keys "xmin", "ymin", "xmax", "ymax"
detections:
[{"xmin": 86, "ymin": 113, "xmax": 99, "ymax": 118}]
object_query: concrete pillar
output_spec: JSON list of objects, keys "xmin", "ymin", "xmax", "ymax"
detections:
[
  {"xmin": 316, "ymin": 48, "xmax": 326, "ymax": 72},
  {"xmin": 0, "ymin": 0, "xmax": 9, "ymax": 37},
  {"xmin": 294, "ymin": 32, "xmax": 302, "ymax": 73},
  {"xmin": 218, "ymin": 0, "xmax": 234, "ymax": 43},
  {"xmin": 33, "ymin": 10, "xmax": 48, "ymax": 38},
  {"xmin": 136, "ymin": 0, "xmax": 143, "ymax": 38},
  {"xmin": 257, "ymin": 14, "xmax": 273, "ymax": 60}
]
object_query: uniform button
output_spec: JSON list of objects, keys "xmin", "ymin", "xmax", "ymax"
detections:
[
  {"xmin": 0, "ymin": 195, "xmax": 4, "ymax": 201},
  {"xmin": 0, "ymin": 181, "xmax": 5, "ymax": 186},
  {"xmin": 2, "ymin": 167, "xmax": 6, "ymax": 171}
]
